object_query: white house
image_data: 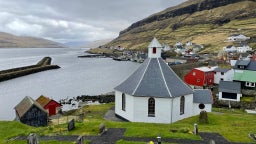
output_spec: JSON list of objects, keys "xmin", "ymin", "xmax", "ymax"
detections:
[
  {"xmin": 223, "ymin": 45, "xmax": 237, "ymax": 52},
  {"xmin": 218, "ymin": 81, "xmax": 242, "ymax": 102},
  {"xmin": 162, "ymin": 44, "xmax": 170, "ymax": 51},
  {"xmin": 226, "ymin": 34, "xmax": 250, "ymax": 42},
  {"xmin": 236, "ymin": 44, "xmax": 252, "ymax": 53},
  {"xmin": 114, "ymin": 37, "xmax": 212, "ymax": 124},
  {"xmin": 214, "ymin": 68, "xmax": 234, "ymax": 84},
  {"xmin": 193, "ymin": 89, "xmax": 212, "ymax": 115}
]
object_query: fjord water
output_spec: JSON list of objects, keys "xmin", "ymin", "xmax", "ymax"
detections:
[{"xmin": 0, "ymin": 48, "xmax": 140, "ymax": 120}]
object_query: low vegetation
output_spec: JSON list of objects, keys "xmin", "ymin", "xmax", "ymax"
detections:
[{"xmin": 1, "ymin": 103, "xmax": 256, "ymax": 143}]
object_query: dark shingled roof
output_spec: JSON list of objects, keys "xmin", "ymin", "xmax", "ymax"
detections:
[
  {"xmin": 193, "ymin": 89, "xmax": 213, "ymax": 104},
  {"xmin": 234, "ymin": 60, "xmax": 256, "ymax": 70},
  {"xmin": 115, "ymin": 58, "xmax": 193, "ymax": 98},
  {"xmin": 14, "ymin": 96, "xmax": 47, "ymax": 118},
  {"xmin": 218, "ymin": 81, "xmax": 241, "ymax": 94},
  {"xmin": 214, "ymin": 68, "xmax": 230, "ymax": 73}
]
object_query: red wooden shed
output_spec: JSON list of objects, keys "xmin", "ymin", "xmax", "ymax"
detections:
[
  {"xmin": 36, "ymin": 95, "xmax": 62, "ymax": 116},
  {"xmin": 184, "ymin": 66, "xmax": 217, "ymax": 88}
]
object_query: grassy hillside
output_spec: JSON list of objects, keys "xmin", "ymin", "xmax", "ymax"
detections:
[
  {"xmin": 0, "ymin": 32, "xmax": 65, "ymax": 48},
  {"xmin": 105, "ymin": 1, "xmax": 256, "ymax": 52}
]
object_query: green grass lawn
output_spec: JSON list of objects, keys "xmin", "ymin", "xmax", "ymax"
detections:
[{"xmin": 1, "ymin": 103, "xmax": 256, "ymax": 143}]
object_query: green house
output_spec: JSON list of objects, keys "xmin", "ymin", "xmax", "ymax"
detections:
[{"xmin": 233, "ymin": 70, "xmax": 256, "ymax": 89}]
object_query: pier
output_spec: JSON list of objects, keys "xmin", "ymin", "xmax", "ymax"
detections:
[{"xmin": 0, "ymin": 57, "xmax": 60, "ymax": 82}]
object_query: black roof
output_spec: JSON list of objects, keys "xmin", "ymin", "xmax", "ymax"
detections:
[
  {"xmin": 193, "ymin": 89, "xmax": 212, "ymax": 104},
  {"xmin": 115, "ymin": 58, "xmax": 193, "ymax": 98},
  {"xmin": 214, "ymin": 68, "xmax": 230, "ymax": 73},
  {"xmin": 218, "ymin": 81, "xmax": 241, "ymax": 94},
  {"xmin": 234, "ymin": 60, "xmax": 256, "ymax": 70}
]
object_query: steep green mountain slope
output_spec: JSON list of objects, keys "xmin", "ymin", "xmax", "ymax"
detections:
[
  {"xmin": 105, "ymin": 0, "xmax": 256, "ymax": 53},
  {"xmin": 0, "ymin": 32, "xmax": 65, "ymax": 48}
]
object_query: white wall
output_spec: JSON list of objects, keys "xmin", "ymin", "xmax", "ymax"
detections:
[
  {"xmin": 148, "ymin": 47, "xmax": 161, "ymax": 58},
  {"xmin": 214, "ymin": 69, "xmax": 234, "ymax": 84},
  {"xmin": 171, "ymin": 94, "xmax": 194, "ymax": 123},
  {"xmin": 193, "ymin": 103, "xmax": 212, "ymax": 115},
  {"xmin": 133, "ymin": 97, "xmax": 172, "ymax": 123},
  {"xmin": 115, "ymin": 91, "xmax": 134, "ymax": 121},
  {"xmin": 115, "ymin": 91, "xmax": 196, "ymax": 123}
]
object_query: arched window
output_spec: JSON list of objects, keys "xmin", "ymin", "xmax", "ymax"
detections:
[
  {"xmin": 180, "ymin": 96, "xmax": 185, "ymax": 115},
  {"xmin": 122, "ymin": 93, "xmax": 126, "ymax": 111},
  {"xmin": 148, "ymin": 97, "xmax": 155, "ymax": 117}
]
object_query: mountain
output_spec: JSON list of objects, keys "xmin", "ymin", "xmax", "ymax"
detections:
[
  {"xmin": 105, "ymin": 0, "xmax": 256, "ymax": 53},
  {"xmin": 0, "ymin": 32, "xmax": 66, "ymax": 48}
]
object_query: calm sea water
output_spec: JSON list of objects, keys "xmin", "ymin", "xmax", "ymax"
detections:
[{"xmin": 0, "ymin": 48, "xmax": 140, "ymax": 120}]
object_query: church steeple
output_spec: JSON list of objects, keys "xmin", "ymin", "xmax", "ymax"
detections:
[{"xmin": 148, "ymin": 37, "xmax": 162, "ymax": 58}]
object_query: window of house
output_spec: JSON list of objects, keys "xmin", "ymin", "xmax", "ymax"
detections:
[
  {"xmin": 239, "ymin": 65, "xmax": 244, "ymax": 69},
  {"xmin": 180, "ymin": 96, "xmax": 185, "ymax": 115},
  {"xmin": 221, "ymin": 72, "xmax": 224, "ymax": 75},
  {"xmin": 197, "ymin": 79, "xmax": 200, "ymax": 82},
  {"xmin": 245, "ymin": 82, "xmax": 255, "ymax": 87},
  {"xmin": 122, "ymin": 93, "xmax": 126, "ymax": 111},
  {"xmin": 192, "ymin": 72, "xmax": 196, "ymax": 76},
  {"xmin": 198, "ymin": 103, "xmax": 205, "ymax": 109},
  {"xmin": 148, "ymin": 97, "xmax": 155, "ymax": 117},
  {"xmin": 220, "ymin": 78, "xmax": 224, "ymax": 81},
  {"xmin": 153, "ymin": 47, "xmax": 156, "ymax": 54}
]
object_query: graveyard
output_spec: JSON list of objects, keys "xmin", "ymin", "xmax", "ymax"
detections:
[{"xmin": 1, "ymin": 103, "xmax": 256, "ymax": 143}]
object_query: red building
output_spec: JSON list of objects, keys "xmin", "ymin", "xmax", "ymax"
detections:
[
  {"xmin": 36, "ymin": 95, "xmax": 62, "ymax": 116},
  {"xmin": 184, "ymin": 66, "xmax": 217, "ymax": 88}
]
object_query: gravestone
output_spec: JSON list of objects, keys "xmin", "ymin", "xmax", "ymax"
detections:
[
  {"xmin": 199, "ymin": 110, "xmax": 209, "ymax": 124},
  {"xmin": 68, "ymin": 119, "xmax": 75, "ymax": 131},
  {"xmin": 209, "ymin": 139, "xmax": 215, "ymax": 144},
  {"xmin": 98, "ymin": 123, "xmax": 106, "ymax": 136},
  {"xmin": 27, "ymin": 133, "xmax": 38, "ymax": 144},
  {"xmin": 193, "ymin": 123, "xmax": 198, "ymax": 135},
  {"xmin": 76, "ymin": 136, "xmax": 84, "ymax": 144}
]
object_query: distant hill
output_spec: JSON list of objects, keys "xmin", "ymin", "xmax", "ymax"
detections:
[
  {"xmin": 81, "ymin": 38, "xmax": 113, "ymax": 48},
  {"xmin": 105, "ymin": 0, "xmax": 256, "ymax": 53},
  {"xmin": 0, "ymin": 32, "xmax": 66, "ymax": 48}
]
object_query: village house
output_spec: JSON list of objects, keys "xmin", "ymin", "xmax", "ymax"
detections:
[
  {"xmin": 14, "ymin": 96, "xmax": 48, "ymax": 127},
  {"xmin": 218, "ymin": 81, "xmax": 242, "ymax": 102},
  {"xmin": 193, "ymin": 89, "xmax": 213, "ymax": 115},
  {"xmin": 36, "ymin": 95, "xmax": 62, "ymax": 116},
  {"xmin": 233, "ymin": 60, "xmax": 256, "ymax": 90},
  {"xmin": 223, "ymin": 45, "xmax": 237, "ymax": 52},
  {"xmin": 114, "ymin": 38, "xmax": 212, "ymax": 123},
  {"xmin": 236, "ymin": 44, "xmax": 252, "ymax": 53},
  {"xmin": 184, "ymin": 66, "xmax": 217, "ymax": 89},
  {"xmin": 214, "ymin": 68, "xmax": 234, "ymax": 84},
  {"xmin": 226, "ymin": 34, "xmax": 250, "ymax": 42}
]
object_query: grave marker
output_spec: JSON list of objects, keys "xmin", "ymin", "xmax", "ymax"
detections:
[{"xmin": 68, "ymin": 119, "xmax": 75, "ymax": 131}]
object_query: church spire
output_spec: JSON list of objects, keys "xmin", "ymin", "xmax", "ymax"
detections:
[{"xmin": 148, "ymin": 37, "xmax": 162, "ymax": 58}]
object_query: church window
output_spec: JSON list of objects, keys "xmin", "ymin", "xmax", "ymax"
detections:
[
  {"xmin": 180, "ymin": 96, "xmax": 185, "ymax": 115},
  {"xmin": 148, "ymin": 97, "xmax": 155, "ymax": 117},
  {"xmin": 122, "ymin": 93, "xmax": 126, "ymax": 111},
  {"xmin": 153, "ymin": 47, "xmax": 156, "ymax": 54}
]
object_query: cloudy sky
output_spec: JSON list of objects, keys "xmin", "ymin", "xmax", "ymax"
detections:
[{"xmin": 0, "ymin": 0, "xmax": 187, "ymax": 44}]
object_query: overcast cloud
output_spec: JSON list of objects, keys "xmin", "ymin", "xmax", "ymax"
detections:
[{"xmin": 0, "ymin": 0, "xmax": 186, "ymax": 44}]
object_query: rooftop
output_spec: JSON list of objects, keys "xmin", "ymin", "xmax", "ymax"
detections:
[{"xmin": 115, "ymin": 58, "xmax": 193, "ymax": 98}]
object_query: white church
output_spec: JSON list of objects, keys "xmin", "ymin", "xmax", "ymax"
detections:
[{"xmin": 114, "ymin": 38, "xmax": 212, "ymax": 124}]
